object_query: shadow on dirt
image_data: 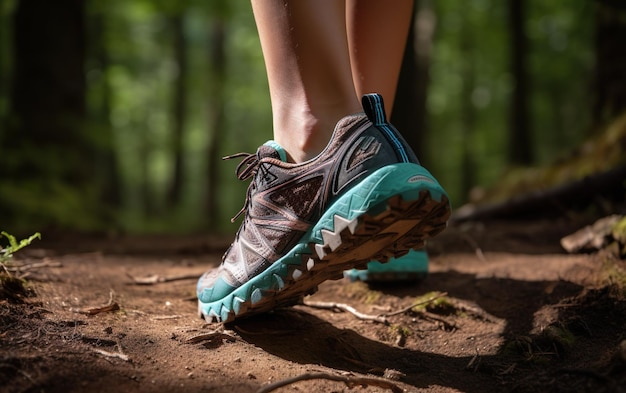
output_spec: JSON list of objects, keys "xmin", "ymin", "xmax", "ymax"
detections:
[
  {"xmin": 234, "ymin": 308, "xmax": 488, "ymax": 391},
  {"xmin": 406, "ymin": 271, "xmax": 583, "ymax": 338},
  {"xmin": 232, "ymin": 271, "xmax": 625, "ymax": 392}
]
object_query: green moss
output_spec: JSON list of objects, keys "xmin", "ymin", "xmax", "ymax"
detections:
[
  {"xmin": 390, "ymin": 324, "xmax": 412, "ymax": 338},
  {"xmin": 411, "ymin": 291, "xmax": 455, "ymax": 314},
  {"xmin": 343, "ymin": 281, "xmax": 383, "ymax": 305},
  {"xmin": 543, "ymin": 325, "xmax": 576, "ymax": 347},
  {"xmin": 612, "ymin": 216, "xmax": 626, "ymax": 244},
  {"xmin": 474, "ymin": 113, "xmax": 626, "ymax": 205}
]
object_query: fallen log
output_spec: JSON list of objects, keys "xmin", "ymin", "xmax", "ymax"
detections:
[{"xmin": 452, "ymin": 164, "xmax": 626, "ymax": 222}]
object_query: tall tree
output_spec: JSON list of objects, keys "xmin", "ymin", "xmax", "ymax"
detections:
[
  {"xmin": 593, "ymin": 0, "xmax": 626, "ymax": 124},
  {"xmin": 0, "ymin": 0, "xmax": 93, "ymax": 227},
  {"xmin": 508, "ymin": 0, "xmax": 532, "ymax": 165},
  {"xmin": 166, "ymin": 10, "xmax": 188, "ymax": 207},
  {"xmin": 460, "ymin": 12, "xmax": 476, "ymax": 199},
  {"xmin": 392, "ymin": 0, "xmax": 435, "ymax": 163},
  {"xmin": 0, "ymin": 0, "xmax": 9, "ymax": 123},
  {"xmin": 205, "ymin": 17, "xmax": 227, "ymax": 225},
  {"xmin": 88, "ymin": 2, "xmax": 122, "ymax": 212}
]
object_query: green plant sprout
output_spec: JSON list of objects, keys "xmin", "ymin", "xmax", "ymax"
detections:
[
  {"xmin": 0, "ymin": 231, "xmax": 41, "ymax": 265},
  {"xmin": 0, "ymin": 231, "xmax": 40, "ymax": 302}
]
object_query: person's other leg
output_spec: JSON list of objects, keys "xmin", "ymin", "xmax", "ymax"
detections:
[
  {"xmin": 346, "ymin": 0, "xmax": 414, "ymax": 115},
  {"xmin": 251, "ymin": 0, "xmax": 361, "ymax": 163},
  {"xmin": 198, "ymin": 0, "xmax": 450, "ymax": 323},
  {"xmin": 344, "ymin": 0, "xmax": 432, "ymax": 283}
]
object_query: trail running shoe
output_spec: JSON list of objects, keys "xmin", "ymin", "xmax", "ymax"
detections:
[
  {"xmin": 344, "ymin": 249, "xmax": 429, "ymax": 283},
  {"xmin": 197, "ymin": 93, "xmax": 450, "ymax": 323}
]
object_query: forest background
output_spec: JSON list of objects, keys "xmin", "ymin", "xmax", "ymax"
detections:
[{"xmin": 0, "ymin": 0, "xmax": 624, "ymax": 235}]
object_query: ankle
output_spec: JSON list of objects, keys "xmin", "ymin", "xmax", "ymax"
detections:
[
  {"xmin": 273, "ymin": 101, "xmax": 360, "ymax": 163},
  {"xmin": 274, "ymin": 110, "xmax": 331, "ymax": 163}
]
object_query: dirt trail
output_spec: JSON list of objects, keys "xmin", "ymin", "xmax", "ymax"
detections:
[{"xmin": 1, "ymin": 219, "xmax": 625, "ymax": 393}]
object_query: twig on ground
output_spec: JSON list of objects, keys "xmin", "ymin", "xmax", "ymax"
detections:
[
  {"xmin": 302, "ymin": 300, "xmax": 388, "ymax": 324},
  {"xmin": 152, "ymin": 314, "xmax": 181, "ymax": 320},
  {"xmin": 126, "ymin": 309, "xmax": 147, "ymax": 316},
  {"xmin": 185, "ymin": 328, "xmax": 238, "ymax": 344},
  {"xmin": 126, "ymin": 273, "xmax": 199, "ymax": 285},
  {"xmin": 459, "ymin": 232, "xmax": 486, "ymax": 261},
  {"xmin": 6, "ymin": 259, "xmax": 63, "ymax": 272},
  {"xmin": 92, "ymin": 348, "xmax": 130, "ymax": 362},
  {"xmin": 256, "ymin": 372, "xmax": 404, "ymax": 393},
  {"xmin": 382, "ymin": 292, "xmax": 449, "ymax": 317},
  {"xmin": 76, "ymin": 289, "xmax": 120, "ymax": 315},
  {"xmin": 80, "ymin": 303, "xmax": 120, "ymax": 315},
  {"xmin": 419, "ymin": 311, "xmax": 457, "ymax": 331}
]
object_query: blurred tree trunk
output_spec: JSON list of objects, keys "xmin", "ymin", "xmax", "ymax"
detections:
[
  {"xmin": 460, "ymin": 15, "xmax": 476, "ymax": 199},
  {"xmin": 593, "ymin": 0, "xmax": 626, "ymax": 124},
  {"xmin": 1, "ymin": 0, "xmax": 90, "ymax": 226},
  {"xmin": 508, "ymin": 0, "xmax": 532, "ymax": 165},
  {"xmin": 205, "ymin": 18, "xmax": 226, "ymax": 225},
  {"xmin": 166, "ymin": 11, "xmax": 188, "ymax": 207},
  {"xmin": 89, "ymin": 4, "xmax": 122, "ymax": 211},
  {"xmin": 0, "ymin": 0, "xmax": 8, "ymax": 121},
  {"xmin": 391, "ymin": 0, "xmax": 435, "ymax": 163},
  {"xmin": 10, "ymin": 0, "xmax": 86, "ymax": 165}
]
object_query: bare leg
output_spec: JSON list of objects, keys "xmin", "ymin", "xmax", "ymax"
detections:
[
  {"xmin": 199, "ymin": 0, "xmax": 450, "ymax": 321},
  {"xmin": 347, "ymin": 0, "xmax": 414, "ymax": 116},
  {"xmin": 251, "ymin": 0, "xmax": 361, "ymax": 163}
]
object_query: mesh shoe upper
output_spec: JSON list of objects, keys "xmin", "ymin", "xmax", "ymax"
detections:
[{"xmin": 197, "ymin": 101, "xmax": 423, "ymax": 303}]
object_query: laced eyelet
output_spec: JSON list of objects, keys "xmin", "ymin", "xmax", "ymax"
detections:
[{"xmin": 223, "ymin": 152, "xmax": 262, "ymax": 222}]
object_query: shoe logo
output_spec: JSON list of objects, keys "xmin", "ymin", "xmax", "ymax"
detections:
[
  {"xmin": 408, "ymin": 175, "xmax": 434, "ymax": 184},
  {"xmin": 260, "ymin": 163, "xmax": 278, "ymax": 184},
  {"xmin": 346, "ymin": 136, "xmax": 381, "ymax": 172}
]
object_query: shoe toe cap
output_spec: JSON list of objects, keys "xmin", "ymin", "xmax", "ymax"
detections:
[{"xmin": 197, "ymin": 268, "xmax": 238, "ymax": 303}]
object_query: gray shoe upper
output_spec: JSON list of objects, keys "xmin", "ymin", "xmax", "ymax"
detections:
[{"xmin": 199, "ymin": 94, "xmax": 422, "ymax": 292}]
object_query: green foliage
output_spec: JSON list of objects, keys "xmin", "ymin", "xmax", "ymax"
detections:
[
  {"xmin": 0, "ymin": 231, "xmax": 40, "ymax": 302},
  {"xmin": 0, "ymin": 231, "xmax": 41, "ymax": 264},
  {"xmin": 82, "ymin": 0, "xmax": 270, "ymax": 233},
  {"xmin": 410, "ymin": 291, "xmax": 452, "ymax": 313},
  {"xmin": 0, "ymin": 176, "xmax": 105, "ymax": 232},
  {"xmin": 429, "ymin": 0, "xmax": 594, "ymax": 206},
  {"xmin": 0, "ymin": 0, "xmax": 603, "ymax": 233}
]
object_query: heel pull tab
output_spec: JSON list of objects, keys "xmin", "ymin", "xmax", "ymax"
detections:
[
  {"xmin": 361, "ymin": 93, "xmax": 412, "ymax": 163},
  {"xmin": 361, "ymin": 93, "xmax": 387, "ymax": 126}
]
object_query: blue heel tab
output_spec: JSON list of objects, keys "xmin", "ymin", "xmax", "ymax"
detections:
[{"xmin": 362, "ymin": 93, "xmax": 387, "ymax": 126}]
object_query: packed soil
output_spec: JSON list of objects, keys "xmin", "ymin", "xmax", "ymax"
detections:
[{"xmin": 1, "ymin": 217, "xmax": 625, "ymax": 393}]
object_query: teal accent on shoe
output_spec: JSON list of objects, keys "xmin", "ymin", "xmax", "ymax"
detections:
[
  {"xmin": 263, "ymin": 140, "xmax": 288, "ymax": 162},
  {"xmin": 306, "ymin": 163, "xmax": 446, "ymax": 246},
  {"xmin": 344, "ymin": 249, "xmax": 429, "ymax": 282}
]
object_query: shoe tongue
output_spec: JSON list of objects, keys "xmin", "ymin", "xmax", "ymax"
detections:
[{"xmin": 260, "ymin": 141, "xmax": 288, "ymax": 162}]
